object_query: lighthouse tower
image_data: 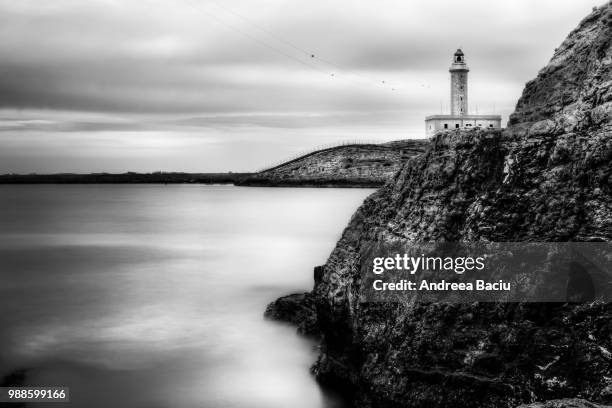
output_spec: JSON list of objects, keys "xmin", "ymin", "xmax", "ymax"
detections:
[
  {"xmin": 424, "ymin": 49, "xmax": 501, "ymax": 136},
  {"xmin": 450, "ymin": 49, "xmax": 468, "ymax": 115}
]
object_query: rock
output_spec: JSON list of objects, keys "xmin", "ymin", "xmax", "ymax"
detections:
[
  {"xmin": 516, "ymin": 398, "xmax": 612, "ymax": 408},
  {"xmin": 1, "ymin": 368, "xmax": 28, "ymax": 387},
  {"xmin": 238, "ymin": 140, "xmax": 428, "ymax": 187},
  {"xmin": 507, "ymin": 4, "xmax": 612, "ymax": 133},
  {"xmin": 267, "ymin": 2, "xmax": 612, "ymax": 408},
  {"xmin": 264, "ymin": 292, "xmax": 319, "ymax": 336},
  {"xmin": 1, "ymin": 368, "xmax": 28, "ymax": 408}
]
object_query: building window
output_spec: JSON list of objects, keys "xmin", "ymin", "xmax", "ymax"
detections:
[
  {"xmin": 489, "ymin": 124, "xmax": 494, "ymax": 128},
  {"xmin": 444, "ymin": 124, "xmax": 448, "ymax": 129},
  {"xmin": 455, "ymin": 124, "xmax": 459, "ymax": 129}
]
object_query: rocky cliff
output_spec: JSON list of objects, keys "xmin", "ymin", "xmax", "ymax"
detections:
[
  {"xmin": 237, "ymin": 140, "xmax": 427, "ymax": 187},
  {"xmin": 268, "ymin": 3, "xmax": 612, "ymax": 407}
]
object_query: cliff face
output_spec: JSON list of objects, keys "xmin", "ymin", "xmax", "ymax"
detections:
[
  {"xmin": 238, "ymin": 140, "xmax": 427, "ymax": 187},
  {"xmin": 309, "ymin": 4, "xmax": 612, "ymax": 407},
  {"xmin": 508, "ymin": 4, "xmax": 611, "ymax": 128}
]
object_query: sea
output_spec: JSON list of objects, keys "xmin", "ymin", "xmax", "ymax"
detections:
[{"xmin": 0, "ymin": 184, "xmax": 374, "ymax": 408}]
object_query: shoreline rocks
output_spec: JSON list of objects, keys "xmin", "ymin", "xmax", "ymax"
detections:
[
  {"xmin": 516, "ymin": 399, "xmax": 612, "ymax": 408},
  {"xmin": 264, "ymin": 292, "xmax": 319, "ymax": 337}
]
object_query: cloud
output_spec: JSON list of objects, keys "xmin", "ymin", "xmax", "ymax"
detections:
[
  {"xmin": 0, "ymin": 0, "xmax": 598, "ymax": 172},
  {"xmin": 0, "ymin": 0, "xmax": 595, "ymax": 114}
]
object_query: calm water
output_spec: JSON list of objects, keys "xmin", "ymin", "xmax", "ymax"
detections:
[{"xmin": 0, "ymin": 185, "xmax": 373, "ymax": 408}]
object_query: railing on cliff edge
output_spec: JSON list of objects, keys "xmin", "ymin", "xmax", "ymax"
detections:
[{"xmin": 254, "ymin": 139, "xmax": 385, "ymax": 173}]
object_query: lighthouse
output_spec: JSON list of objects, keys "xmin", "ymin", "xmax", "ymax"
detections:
[
  {"xmin": 425, "ymin": 49, "xmax": 501, "ymax": 136},
  {"xmin": 450, "ymin": 49, "xmax": 468, "ymax": 115}
]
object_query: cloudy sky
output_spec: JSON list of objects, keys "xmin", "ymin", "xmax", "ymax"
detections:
[{"xmin": 0, "ymin": 0, "xmax": 597, "ymax": 173}]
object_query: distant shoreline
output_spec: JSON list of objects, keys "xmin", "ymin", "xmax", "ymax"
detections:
[
  {"xmin": 0, "ymin": 172, "xmax": 251, "ymax": 184},
  {"xmin": 0, "ymin": 172, "xmax": 383, "ymax": 188},
  {"xmin": 235, "ymin": 179, "xmax": 384, "ymax": 188}
]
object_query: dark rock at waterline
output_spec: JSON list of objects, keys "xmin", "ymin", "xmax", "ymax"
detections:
[
  {"xmin": 264, "ymin": 292, "xmax": 319, "ymax": 336},
  {"xmin": 1, "ymin": 369, "xmax": 29, "ymax": 408},
  {"xmin": 0, "ymin": 368, "xmax": 28, "ymax": 387},
  {"xmin": 516, "ymin": 399, "xmax": 612, "ymax": 408}
]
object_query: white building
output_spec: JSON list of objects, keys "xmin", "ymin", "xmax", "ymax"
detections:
[{"xmin": 425, "ymin": 49, "xmax": 502, "ymax": 137}]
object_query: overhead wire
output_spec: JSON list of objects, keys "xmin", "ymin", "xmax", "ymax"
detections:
[
  {"xmin": 202, "ymin": 0, "xmax": 404, "ymax": 92},
  {"xmin": 183, "ymin": 0, "xmax": 330, "ymax": 76},
  {"xmin": 179, "ymin": 0, "xmax": 421, "ymax": 94}
]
